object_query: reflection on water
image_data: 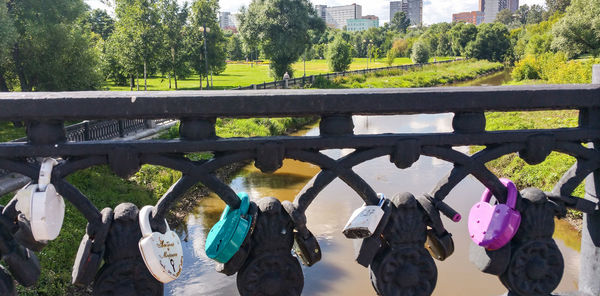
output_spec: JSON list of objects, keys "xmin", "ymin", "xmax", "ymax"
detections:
[
  {"xmin": 167, "ymin": 115, "xmax": 582, "ymax": 295},
  {"xmin": 446, "ymin": 69, "xmax": 513, "ymax": 87}
]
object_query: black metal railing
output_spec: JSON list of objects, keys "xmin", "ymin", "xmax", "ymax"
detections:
[
  {"xmin": 232, "ymin": 59, "xmax": 458, "ymax": 90},
  {"xmin": 0, "ymin": 80, "xmax": 599, "ymax": 296}
]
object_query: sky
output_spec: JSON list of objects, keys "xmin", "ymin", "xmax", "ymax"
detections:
[{"xmin": 86, "ymin": 0, "xmax": 547, "ymax": 25}]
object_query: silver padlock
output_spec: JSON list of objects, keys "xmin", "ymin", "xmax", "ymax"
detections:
[
  {"xmin": 15, "ymin": 158, "xmax": 65, "ymax": 241},
  {"xmin": 343, "ymin": 193, "xmax": 386, "ymax": 239},
  {"xmin": 138, "ymin": 205, "xmax": 183, "ymax": 283}
]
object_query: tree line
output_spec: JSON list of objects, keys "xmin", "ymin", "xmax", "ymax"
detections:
[{"xmin": 0, "ymin": 0, "xmax": 597, "ymax": 92}]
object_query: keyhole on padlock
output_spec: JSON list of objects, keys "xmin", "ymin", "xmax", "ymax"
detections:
[{"xmin": 170, "ymin": 259, "xmax": 175, "ymax": 272}]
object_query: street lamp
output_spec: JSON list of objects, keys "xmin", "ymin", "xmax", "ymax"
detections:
[
  {"xmin": 363, "ymin": 39, "xmax": 373, "ymax": 70},
  {"xmin": 199, "ymin": 25, "xmax": 212, "ymax": 89}
]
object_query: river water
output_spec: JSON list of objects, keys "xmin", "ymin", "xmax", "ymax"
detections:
[{"xmin": 166, "ymin": 69, "xmax": 582, "ymax": 295}]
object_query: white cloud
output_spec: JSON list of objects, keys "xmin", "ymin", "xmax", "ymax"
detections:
[{"xmin": 87, "ymin": 0, "xmax": 548, "ymax": 24}]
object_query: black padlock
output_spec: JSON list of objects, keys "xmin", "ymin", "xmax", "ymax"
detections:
[
  {"xmin": 469, "ymin": 241, "xmax": 511, "ymax": 275},
  {"xmin": 292, "ymin": 227, "xmax": 321, "ymax": 267},
  {"xmin": 0, "ymin": 265, "xmax": 15, "ymax": 296},
  {"xmin": 1, "ymin": 199, "xmax": 48, "ymax": 252},
  {"xmin": 216, "ymin": 202, "xmax": 258, "ymax": 276},
  {"xmin": 14, "ymin": 214, "xmax": 48, "ymax": 252},
  {"xmin": 355, "ymin": 199, "xmax": 392, "ymax": 268},
  {"xmin": 72, "ymin": 207, "xmax": 113, "ymax": 286},
  {"xmin": 0, "ymin": 205, "xmax": 41, "ymax": 287},
  {"xmin": 416, "ymin": 194, "xmax": 456, "ymax": 261},
  {"xmin": 282, "ymin": 201, "xmax": 322, "ymax": 267},
  {"xmin": 0, "ymin": 227, "xmax": 41, "ymax": 288}
]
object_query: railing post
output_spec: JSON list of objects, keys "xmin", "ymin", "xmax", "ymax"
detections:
[
  {"xmin": 118, "ymin": 120, "xmax": 125, "ymax": 137},
  {"xmin": 144, "ymin": 120, "xmax": 156, "ymax": 129},
  {"xmin": 580, "ymin": 64, "xmax": 600, "ymax": 296},
  {"xmin": 83, "ymin": 121, "xmax": 90, "ymax": 141}
]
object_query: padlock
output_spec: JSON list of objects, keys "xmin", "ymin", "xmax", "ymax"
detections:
[
  {"xmin": 15, "ymin": 158, "xmax": 65, "ymax": 241},
  {"xmin": 416, "ymin": 194, "xmax": 457, "ymax": 261},
  {"xmin": 0, "ymin": 225, "xmax": 40, "ymax": 287},
  {"xmin": 216, "ymin": 201, "xmax": 258, "ymax": 276},
  {"xmin": 469, "ymin": 178, "xmax": 521, "ymax": 250},
  {"xmin": 205, "ymin": 192, "xmax": 252, "ymax": 264},
  {"xmin": 355, "ymin": 199, "xmax": 393, "ymax": 267},
  {"xmin": 0, "ymin": 265, "xmax": 15, "ymax": 296},
  {"xmin": 292, "ymin": 227, "xmax": 322, "ymax": 267},
  {"xmin": 1, "ymin": 200, "xmax": 48, "ymax": 252},
  {"xmin": 72, "ymin": 208, "xmax": 113, "ymax": 286},
  {"xmin": 138, "ymin": 205, "xmax": 183, "ymax": 283},
  {"xmin": 343, "ymin": 193, "xmax": 387, "ymax": 239},
  {"xmin": 469, "ymin": 241, "xmax": 511, "ymax": 275}
]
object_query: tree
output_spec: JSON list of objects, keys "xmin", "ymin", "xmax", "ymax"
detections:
[
  {"xmin": 109, "ymin": 0, "xmax": 163, "ymax": 91},
  {"xmin": 552, "ymin": 0, "xmax": 600, "ymax": 58},
  {"xmin": 449, "ymin": 23, "xmax": 477, "ymax": 56},
  {"xmin": 327, "ymin": 35, "xmax": 352, "ymax": 72},
  {"xmin": 6, "ymin": 0, "xmax": 102, "ymax": 91},
  {"xmin": 465, "ymin": 23, "xmax": 511, "ymax": 62},
  {"xmin": 228, "ymin": 34, "xmax": 245, "ymax": 61},
  {"xmin": 0, "ymin": 2, "xmax": 17, "ymax": 91},
  {"xmin": 392, "ymin": 39, "xmax": 410, "ymax": 57},
  {"xmin": 239, "ymin": 0, "xmax": 325, "ymax": 78},
  {"xmin": 545, "ymin": 0, "xmax": 571, "ymax": 15},
  {"xmin": 386, "ymin": 47, "xmax": 398, "ymax": 66},
  {"xmin": 495, "ymin": 9, "xmax": 514, "ymax": 25},
  {"xmin": 158, "ymin": 0, "xmax": 188, "ymax": 89},
  {"xmin": 391, "ymin": 11, "xmax": 410, "ymax": 33},
  {"xmin": 88, "ymin": 9, "xmax": 115, "ymax": 40},
  {"xmin": 187, "ymin": 0, "xmax": 227, "ymax": 88},
  {"xmin": 411, "ymin": 40, "xmax": 429, "ymax": 64},
  {"xmin": 526, "ymin": 5, "xmax": 544, "ymax": 24}
]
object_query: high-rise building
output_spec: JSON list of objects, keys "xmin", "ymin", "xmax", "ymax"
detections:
[
  {"xmin": 315, "ymin": 5, "xmax": 327, "ymax": 23},
  {"xmin": 452, "ymin": 11, "xmax": 484, "ymax": 25},
  {"xmin": 317, "ymin": 4, "xmax": 362, "ymax": 29},
  {"xmin": 219, "ymin": 12, "xmax": 231, "ymax": 29},
  {"xmin": 483, "ymin": 0, "xmax": 518, "ymax": 23},
  {"xmin": 390, "ymin": 0, "xmax": 423, "ymax": 26},
  {"xmin": 479, "ymin": 0, "xmax": 485, "ymax": 13}
]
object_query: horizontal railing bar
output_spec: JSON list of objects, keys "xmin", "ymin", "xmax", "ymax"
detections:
[
  {"xmin": 0, "ymin": 128, "xmax": 594, "ymax": 157},
  {"xmin": 0, "ymin": 85, "xmax": 598, "ymax": 120}
]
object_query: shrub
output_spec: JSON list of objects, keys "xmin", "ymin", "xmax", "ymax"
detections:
[
  {"xmin": 327, "ymin": 36, "xmax": 353, "ymax": 72},
  {"xmin": 386, "ymin": 48, "xmax": 398, "ymax": 66},
  {"xmin": 411, "ymin": 41, "xmax": 430, "ymax": 64}
]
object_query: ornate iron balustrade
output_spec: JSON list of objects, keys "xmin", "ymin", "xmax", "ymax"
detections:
[{"xmin": 0, "ymin": 84, "xmax": 599, "ymax": 296}]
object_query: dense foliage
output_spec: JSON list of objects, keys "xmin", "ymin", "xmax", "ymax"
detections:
[
  {"xmin": 239, "ymin": 0, "xmax": 325, "ymax": 78},
  {"xmin": 411, "ymin": 40, "xmax": 430, "ymax": 64},
  {"xmin": 1, "ymin": 0, "xmax": 102, "ymax": 91},
  {"xmin": 327, "ymin": 35, "xmax": 353, "ymax": 72}
]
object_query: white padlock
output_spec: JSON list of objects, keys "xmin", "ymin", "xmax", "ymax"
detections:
[
  {"xmin": 138, "ymin": 205, "xmax": 183, "ymax": 283},
  {"xmin": 15, "ymin": 158, "xmax": 65, "ymax": 241},
  {"xmin": 343, "ymin": 193, "xmax": 386, "ymax": 239}
]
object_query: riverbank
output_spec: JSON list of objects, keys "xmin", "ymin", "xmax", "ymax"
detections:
[{"xmin": 308, "ymin": 60, "xmax": 504, "ymax": 89}]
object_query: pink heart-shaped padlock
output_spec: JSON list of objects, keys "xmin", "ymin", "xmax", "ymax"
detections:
[{"xmin": 468, "ymin": 178, "xmax": 521, "ymax": 250}]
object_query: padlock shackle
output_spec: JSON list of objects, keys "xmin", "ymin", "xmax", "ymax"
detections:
[
  {"xmin": 139, "ymin": 206, "xmax": 169, "ymax": 236},
  {"xmin": 37, "ymin": 158, "xmax": 58, "ymax": 192},
  {"xmin": 480, "ymin": 178, "xmax": 518, "ymax": 209}
]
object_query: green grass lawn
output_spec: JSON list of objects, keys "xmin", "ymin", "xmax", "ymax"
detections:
[
  {"xmin": 104, "ymin": 57, "xmax": 456, "ymax": 91},
  {"xmin": 0, "ymin": 121, "xmax": 25, "ymax": 142}
]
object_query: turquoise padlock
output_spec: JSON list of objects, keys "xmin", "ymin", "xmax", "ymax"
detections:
[{"xmin": 205, "ymin": 192, "xmax": 251, "ymax": 263}]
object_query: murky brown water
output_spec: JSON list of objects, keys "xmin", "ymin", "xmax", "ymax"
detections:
[
  {"xmin": 166, "ymin": 113, "xmax": 581, "ymax": 296},
  {"xmin": 447, "ymin": 69, "xmax": 513, "ymax": 87}
]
